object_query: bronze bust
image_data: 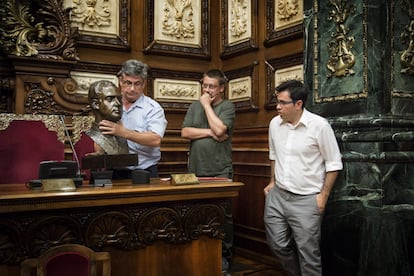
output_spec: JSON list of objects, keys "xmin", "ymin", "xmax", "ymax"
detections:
[{"xmin": 86, "ymin": 80, "xmax": 129, "ymax": 155}]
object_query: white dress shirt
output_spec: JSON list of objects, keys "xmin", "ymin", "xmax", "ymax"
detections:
[{"xmin": 269, "ymin": 109, "xmax": 343, "ymax": 195}]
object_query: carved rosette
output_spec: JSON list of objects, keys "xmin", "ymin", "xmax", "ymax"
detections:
[
  {"xmin": 85, "ymin": 211, "xmax": 135, "ymax": 250},
  {"xmin": 25, "ymin": 216, "xmax": 83, "ymax": 257},
  {"xmin": 138, "ymin": 207, "xmax": 185, "ymax": 245},
  {"xmin": 184, "ymin": 204, "xmax": 225, "ymax": 240}
]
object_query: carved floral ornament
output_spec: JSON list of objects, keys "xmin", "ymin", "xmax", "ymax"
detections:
[
  {"xmin": 0, "ymin": 0, "xmax": 78, "ymax": 60},
  {"xmin": 160, "ymin": 0, "xmax": 196, "ymax": 42},
  {"xmin": 0, "ymin": 113, "xmax": 66, "ymax": 143},
  {"xmin": 229, "ymin": 0, "xmax": 249, "ymax": 40},
  {"xmin": 68, "ymin": 0, "xmax": 111, "ymax": 28},
  {"xmin": 274, "ymin": 0, "xmax": 302, "ymax": 31},
  {"xmin": 400, "ymin": 0, "xmax": 414, "ymax": 75},
  {"xmin": 326, "ymin": 0, "xmax": 356, "ymax": 78},
  {"xmin": 277, "ymin": 0, "xmax": 299, "ymax": 20}
]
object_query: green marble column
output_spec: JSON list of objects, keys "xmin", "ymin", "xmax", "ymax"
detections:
[{"xmin": 304, "ymin": 1, "xmax": 414, "ymax": 275}]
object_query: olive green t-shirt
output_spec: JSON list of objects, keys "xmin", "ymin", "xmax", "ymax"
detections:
[{"xmin": 182, "ymin": 100, "xmax": 235, "ymax": 177}]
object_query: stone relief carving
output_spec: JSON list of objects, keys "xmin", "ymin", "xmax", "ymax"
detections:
[
  {"xmin": 162, "ymin": 0, "xmax": 195, "ymax": 39},
  {"xmin": 64, "ymin": 0, "xmax": 121, "ymax": 39},
  {"xmin": 154, "ymin": 78, "xmax": 201, "ymax": 102},
  {"xmin": 400, "ymin": 0, "xmax": 414, "ymax": 75},
  {"xmin": 70, "ymin": 71, "xmax": 118, "ymax": 95},
  {"xmin": 159, "ymin": 84, "xmax": 197, "ymax": 98},
  {"xmin": 0, "ymin": 0, "xmax": 78, "ymax": 60},
  {"xmin": 68, "ymin": 0, "xmax": 111, "ymax": 27},
  {"xmin": 277, "ymin": 0, "xmax": 299, "ymax": 20},
  {"xmin": 275, "ymin": 64, "xmax": 304, "ymax": 87},
  {"xmin": 230, "ymin": 0, "xmax": 248, "ymax": 39},
  {"xmin": 274, "ymin": 0, "xmax": 302, "ymax": 31},
  {"xmin": 228, "ymin": 76, "xmax": 251, "ymax": 101},
  {"xmin": 326, "ymin": 0, "xmax": 356, "ymax": 78}
]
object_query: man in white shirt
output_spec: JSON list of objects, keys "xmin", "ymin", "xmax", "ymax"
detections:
[{"xmin": 264, "ymin": 80, "xmax": 343, "ymax": 276}]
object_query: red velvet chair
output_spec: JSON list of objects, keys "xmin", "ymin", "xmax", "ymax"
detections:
[
  {"xmin": 20, "ymin": 244, "xmax": 111, "ymax": 276},
  {"xmin": 0, "ymin": 115, "xmax": 65, "ymax": 184}
]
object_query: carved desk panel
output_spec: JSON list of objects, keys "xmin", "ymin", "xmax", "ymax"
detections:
[{"xmin": 0, "ymin": 180, "xmax": 243, "ymax": 276}]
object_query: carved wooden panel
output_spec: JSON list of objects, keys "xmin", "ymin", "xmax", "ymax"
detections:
[{"xmin": 0, "ymin": 200, "xmax": 226, "ymax": 265}]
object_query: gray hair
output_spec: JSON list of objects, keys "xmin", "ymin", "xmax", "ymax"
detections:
[{"xmin": 117, "ymin": 59, "xmax": 149, "ymax": 79}]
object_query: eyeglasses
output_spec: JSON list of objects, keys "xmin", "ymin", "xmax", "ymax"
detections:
[
  {"xmin": 121, "ymin": 80, "xmax": 144, "ymax": 89},
  {"xmin": 202, "ymin": 83, "xmax": 219, "ymax": 90},
  {"xmin": 275, "ymin": 99, "xmax": 297, "ymax": 106}
]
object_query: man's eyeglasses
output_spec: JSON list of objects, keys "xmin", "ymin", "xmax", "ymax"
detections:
[
  {"xmin": 202, "ymin": 83, "xmax": 219, "ymax": 90},
  {"xmin": 275, "ymin": 99, "xmax": 297, "ymax": 106},
  {"xmin": 121, "ymin": 80, "xmax": 144, "ymax": 89}
]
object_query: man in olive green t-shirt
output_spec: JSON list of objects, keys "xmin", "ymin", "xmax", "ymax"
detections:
[
  {"xmin": 181, "ymin": 69, "xmax": 235, "ymax": 178},
  {"xmin": 181, "ymin": 69, "xmax": 235, "ymax": 272}
]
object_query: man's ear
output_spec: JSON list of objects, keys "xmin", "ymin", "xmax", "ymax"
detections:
[{"xmin": 91, "ymin": 99, "xmax": 100, "ymax": 110}]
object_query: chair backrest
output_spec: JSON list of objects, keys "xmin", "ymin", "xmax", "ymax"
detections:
[
  {"xmin": 0, "ymin": 115, "xmax": 66, "ymax": 184},
  {"xmin": 20, "ymin": 244, "xmax": 111, "ymax": 276}
]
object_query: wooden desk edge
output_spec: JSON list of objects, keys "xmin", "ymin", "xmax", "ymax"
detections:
[{"xmin": 0, "ymin": 181, "xmax": 244, "ymax": 213}]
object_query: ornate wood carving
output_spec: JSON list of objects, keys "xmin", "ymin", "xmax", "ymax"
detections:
[
  {"xmin": 0, "ymin": 201, "xmax": 226, "ymax": 265},
  {"xmin": 0, "ymin": 0, "xmax": 78, "ymax": 61}
]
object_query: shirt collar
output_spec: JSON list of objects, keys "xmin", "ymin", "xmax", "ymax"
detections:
[
  {"xmin": 279, "ymin": 108, "xmax": 310, "ymax": 128},
  {"xmin": 297, "ymin": 108, "xmax": 310, "ymax": 128},
  {"xmin": 126, "ymin": 95, "xmax": 145, "ymax": 111}
]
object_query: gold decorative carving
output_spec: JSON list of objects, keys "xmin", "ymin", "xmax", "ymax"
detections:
[
  {"xmin": 400, "ymin": 0, "xmax": 414, "ymax": 75},
  {"xmin": 326, "ymin": 0, "xmax": 356, "ymax": 78},
  {"xmin": 0, "ymin": 113, "xmax": 66, "ymax": 143},
  {"xmin": 0, "ymin": 0, "xmax": 78, "ymax": 60},
  {"xmin": 171, "ymin": 173, "xmax": 199, "ymax": 185},
  {"xmin": 24, "ymin": 82, "xmax": 60, "ymax": 115},
  {"xmin": 72, "ymin": 115, "xmax": 94, "ymax": 144}
]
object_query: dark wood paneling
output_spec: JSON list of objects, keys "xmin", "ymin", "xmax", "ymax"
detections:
[{"xmin": 0, "ymin": 0, "xmax": 303, "ymax": 265}]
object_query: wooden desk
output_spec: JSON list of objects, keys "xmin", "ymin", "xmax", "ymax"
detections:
[{"xmin": 0, "ymin": 179, "xmax": 243, "ymax": 276}]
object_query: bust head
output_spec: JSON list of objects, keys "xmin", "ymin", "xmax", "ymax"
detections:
[{"xmin": 88, "ymin": 80, "xmax": 122, "ymax": 123}]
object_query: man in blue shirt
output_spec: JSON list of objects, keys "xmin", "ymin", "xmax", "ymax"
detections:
[{"xmin": 98, "ymin": 59, "xmax": 168, "ymax": 177}]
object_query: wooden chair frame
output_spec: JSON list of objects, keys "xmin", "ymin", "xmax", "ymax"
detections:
[{"xmin": 21, "ymin": 244, "xmax": 111, "ymax": 276}]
